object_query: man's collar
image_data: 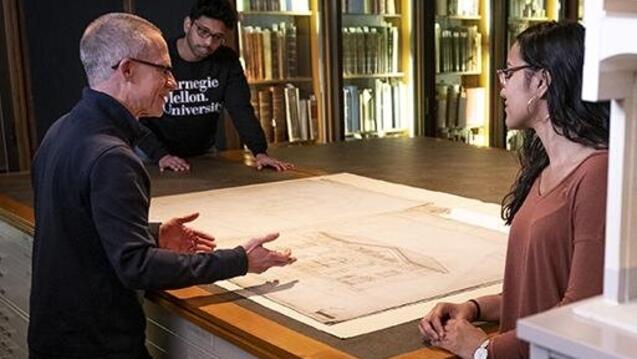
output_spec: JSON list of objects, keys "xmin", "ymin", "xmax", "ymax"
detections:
[{"xmin": 81, "ymin": 88, "xmax": 146, "ymax": 146}]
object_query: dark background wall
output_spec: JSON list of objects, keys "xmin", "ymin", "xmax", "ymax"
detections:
[
  {"xmin": 23, "ymin": 1, "xmax": 202, "ymax": 144},
  {"xmin": 135, "ymin": 1, "xmax": 192, "ymax": 42},
  {"xmin": 23, "ymin": 0, "xmax": 124, "ymax": 142}
]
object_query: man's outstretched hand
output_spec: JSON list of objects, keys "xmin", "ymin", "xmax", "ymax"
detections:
[
  {"xmin": 241, "ymin": 233, "xmax": 295, "ymax": 273},
  {"xmin": 158, "ymin": 213, "xmax": 215, "ymax": 253}
]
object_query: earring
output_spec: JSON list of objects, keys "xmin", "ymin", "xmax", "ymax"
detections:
[{"xmin": 526, "ymin": 94, "xmax": 539, "ymax": 115}]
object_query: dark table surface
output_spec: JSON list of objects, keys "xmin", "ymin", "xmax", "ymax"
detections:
[{"xmin": 148, "ymin": 137, "xmax": 519, "ymax": 203}]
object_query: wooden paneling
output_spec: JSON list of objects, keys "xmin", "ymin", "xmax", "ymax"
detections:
[
  {"xmin": 0, "ymin": 0, "xmax": 32, "ymax": 171},
  {"xmin": 490, "ymin": 0, "xmax": 507, "ymax": 148},
  {"xmin": 322, "ymin": 0, "xmax": 344, "ymax": 142}
]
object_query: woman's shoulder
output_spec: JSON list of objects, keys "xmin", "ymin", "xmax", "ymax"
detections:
[
  {"xmin": 580, "ymin": 150, "xmax": 608, "ymax": 171},
  {"xmin": 573, "ymin": 150, "xmax": 608, "ymax": 188}
]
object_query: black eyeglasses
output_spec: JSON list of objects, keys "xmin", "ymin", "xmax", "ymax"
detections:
[
  {"xmin": 496, "ymin": 65, "xmax": 535, "ymax": 85},
  {"xmin": 192, "ymin": 21, "xmax": 226, "ymax": 43},
  {"xmin": 111, "ymin": 57, "xmax": 173, "ymax": 76}
]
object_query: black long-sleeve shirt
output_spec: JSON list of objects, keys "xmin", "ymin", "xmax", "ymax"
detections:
[
  {"xmin": 29, "ymin": 88, "xmax": 248, "ymax": 358},
  {"xmin": 138, "ymin": 39, "xmax": 267, "ymax": 161}
]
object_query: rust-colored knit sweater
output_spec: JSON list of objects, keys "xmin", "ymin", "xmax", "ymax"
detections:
[{"xmin": 489, "ymin": 151, "xmax": 608, "ymax": 359}]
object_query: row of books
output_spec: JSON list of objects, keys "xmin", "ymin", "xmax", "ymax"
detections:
[
  {"xmin": 509, "ymin": 0, "xmax": 546, "ymax": 18},
  {"xmin": 435, "ymin": 24, "xmax": 482, "ymax": 73},
  {"xmin": 342, "ymin": 25, "xmax": 399, "ymax": 75},
  {"xmin": 436, "ymin": 0, "xmax": 480, "ymax": 16},
  {"xmin": 343, "ymin": 80, "xmax": 405, "ymax": 135},
  {"xmin": 250, "ymin": 85, "xmax": 318, "ymax": 143},
  {"xmin": 240, "ymin": 23, "xmax": 298, "ymax": 82},
  {"xmin": 237, "ymin": 0, "xmax": 310, "ymax": 12},
  {"xmin": 435, "ymin": 83, "xmax": 485, "ymax": 131},
  {"xmin": 342, "ymin": 0, "xmax": 397, "ymax": 14}
]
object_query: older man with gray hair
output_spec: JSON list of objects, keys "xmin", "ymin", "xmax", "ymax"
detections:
[{"xmin": 29, "ymin": 13, "xmax": 294, "ymax": 359}]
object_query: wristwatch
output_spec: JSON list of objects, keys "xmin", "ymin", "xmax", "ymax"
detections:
[{"xmin": 473, "ymin": 339, "xmax": 490, "ymax": 359}]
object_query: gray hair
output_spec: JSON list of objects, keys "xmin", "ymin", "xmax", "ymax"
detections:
[{"xmin": 80, "ymin": 13, "xmax": 163, "ymax": 86}]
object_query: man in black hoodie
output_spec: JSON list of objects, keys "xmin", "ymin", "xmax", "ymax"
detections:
[
  {"xmin": 137, "ymin": 0, "xmax": 294, "ymax": 172},
  {"xmin": 29, "ymin": 12, "xmax": 294, "ymax": 359}
]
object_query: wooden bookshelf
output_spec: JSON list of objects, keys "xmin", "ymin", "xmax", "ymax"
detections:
[
  {"xmin": 343, "ymin": 72, "xmax": 404, "ymax": 79},
  {"xmin": 340, "ymin": 0, "xmax": 413, "ymax": 140},
  {"xmin": 240, "ymin": 11, "xmax": 312, "ymax": 17},
  {"xmin": 342, "ymin": 13, "xmax": 402, "ymax": 18},
  {"xmin": 478, "ymin": 0, "xmax": 490, "ymax": 147},
  {"xmin": 437, "ymin": 71, "xmax": 481, "ymax": 76},
  {"xmin": 437, "ymin": 15, "xmax": 482, "ymax": 20},
  {"xmin": 434, "ymin": 0, "xmax": 490, "ymax": 147},
  {"xmin": 235, "ymin": 0, "xmax": 323, "ymax": 145},
  {"xmin": 509, "ymin": 16, "xmax": 551, "ymax": 22},
  {"xmin": 247, "ymin": 77, "xmax": 313, "ymax": 85}
]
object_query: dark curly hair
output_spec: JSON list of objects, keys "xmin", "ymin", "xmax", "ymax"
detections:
[
  {"xmin": 190, "ymin": 0, "xmax": 238, "ymax": 29},
  {"xmin": 501, "ymin": 21, "xmax": 610, "ymax": 225}
]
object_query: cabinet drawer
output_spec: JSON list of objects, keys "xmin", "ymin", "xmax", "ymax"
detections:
[
  {"xmin": 0, "ymin": 223, "xmax": 33, "ymax": 265},
  {"xmin": 0, "ymin": 256, "xmax": 30, "ymax": 313},
  {"xmin": 146, "ymin": 319, "xmax": 220, "ymax": 359},
  {"xmin": 144, "ymin": 300, "xmax": 256, "ymax": 359},
  {"xmin": 0, "ymin": 298, "xmax": 28, "ymax": 359}
]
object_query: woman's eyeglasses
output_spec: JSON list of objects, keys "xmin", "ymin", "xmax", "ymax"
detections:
[{"xmin": 496, "ymin": 65, "xmax": 535, "ymax": 85}]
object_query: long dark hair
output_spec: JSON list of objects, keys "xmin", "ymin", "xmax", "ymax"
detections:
[{"xmin": 501, "ymin": 21, "xmax": 610, "ymax": 225}]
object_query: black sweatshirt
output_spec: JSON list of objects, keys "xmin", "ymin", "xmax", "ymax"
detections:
[
  {"xmin": 138, "ymin": 39, "xmax": 267, "ymax": 161},
  {"xmin": 29, "ymin": 88, "xmax": 248, "ymax": 358}
]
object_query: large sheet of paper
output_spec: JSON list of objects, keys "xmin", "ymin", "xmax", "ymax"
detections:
[{"xmin": 150, "ymin": 173, "xmax": 508, "ymax": 338}]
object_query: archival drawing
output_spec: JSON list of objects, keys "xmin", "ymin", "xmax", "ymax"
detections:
[{"xmin": 150, "ymin": 173, "xmax": 508, "ymax": 336}]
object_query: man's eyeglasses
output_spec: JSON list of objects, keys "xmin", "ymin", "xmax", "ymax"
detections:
[
  {"xmin": 192, "ymin": 21, "xmax": 226, "ymax": 43},
  {"xmin": 111, "ymin": 57, "xmax": 173, "ymax": 77},
  {"xmin": 496, "ymin": 64, "xmax": 535, "ymax": 85}
]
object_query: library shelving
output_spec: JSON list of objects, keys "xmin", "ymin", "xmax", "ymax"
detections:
[
  {"xmin": 340, "ymin": 0, "xmax": 414, "ymax": 140},
  {"xmin": 433, "ymin": 0, "xmax": 491, "ymax": 147},
  {"xmin": 235, "ymin": 0, "xmax": 323, "ymax": 145}
]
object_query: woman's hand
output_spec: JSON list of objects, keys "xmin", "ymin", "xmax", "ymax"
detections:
[
  {"xmin": 433, "ymin": 319, "xmax": 488, "ymax": 359},
  {"xmin": 419, "ymin": 301, "xmax": 477, "ymax": 341}
]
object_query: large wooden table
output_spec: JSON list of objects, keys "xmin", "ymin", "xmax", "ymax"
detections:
[{"xmin": 0, "ymin": 137, "xmax": 519, "ymax": 358}]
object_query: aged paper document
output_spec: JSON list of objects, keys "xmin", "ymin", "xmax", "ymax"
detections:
[{"xmin": 150, "ymin": 174, "xmax": 508, "ymax": 338}]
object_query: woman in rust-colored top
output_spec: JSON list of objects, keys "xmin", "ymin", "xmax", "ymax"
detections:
[{"xmin": 419, "ymin": 22, "xmax": 610, "ymax": 359}]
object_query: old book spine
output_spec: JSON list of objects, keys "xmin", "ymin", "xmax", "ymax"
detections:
[
  {"xmin": 258, "ymin": 89, "xmax": 274, "ymax": 142},
  {"xmin": 262, "ymin": 29, "xmax": 272, "ymax": 80},
  {"xmin": 271, "ymin": 86, "xmax": 287, "ymax": 142},
  {"xmin": 270, "ymin": 25, "xmax": 280, "ymax": 79},
  {"xmin": 284, "ymin": 85, "xmax": 301, "ymax": 141},
  {"xmin": 285, "ymin": 24, "xmax": 298, "ymax": 78}
]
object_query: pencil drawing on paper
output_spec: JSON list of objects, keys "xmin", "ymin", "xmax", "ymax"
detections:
[{"xmin": 150, "ymin": 173, "xmax": 507, "ymax": 329}]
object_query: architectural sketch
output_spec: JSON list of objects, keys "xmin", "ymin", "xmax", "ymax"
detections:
[{"xmin": 150, "ymin": 173, "xmax": 508, "ymax": 335}]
